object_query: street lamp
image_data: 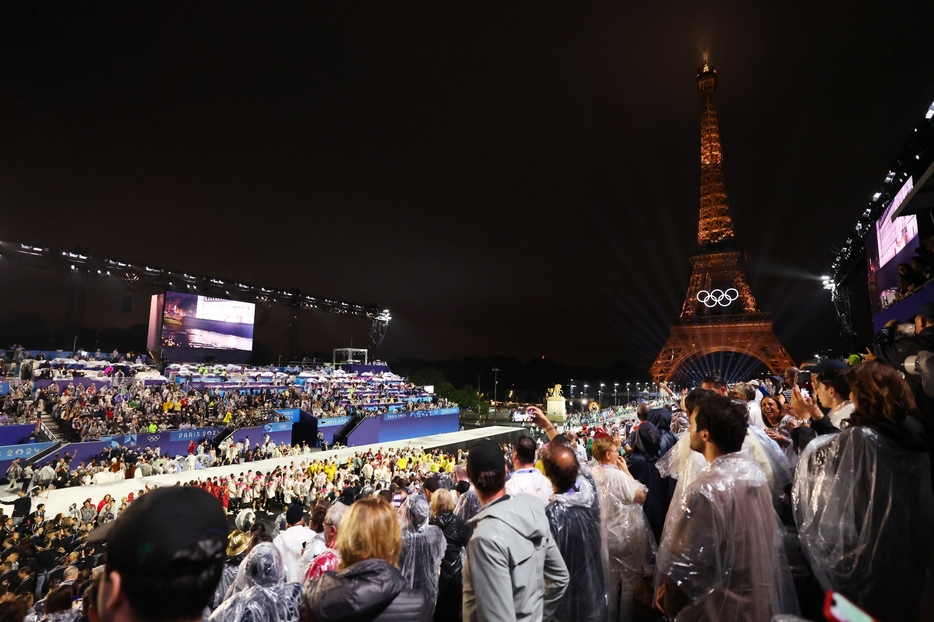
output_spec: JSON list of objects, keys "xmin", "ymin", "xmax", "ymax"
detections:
[
  {"xmin": 583, "ymin": 384, "xmax": 589, "ymax": 413},
  {"xmin": 613, "ymin": 382, "xmax": 618, "ymax": 406},
  {"xmin": 492, "ymin": 368, "xmax": 500, "ymax": 404},
  {"xmin": 599, "ymin": 383, "xmax": 605, "ymax": 407},
  {"xmin": 626, "ymin": 382, "xmax": 630, "ymax": 403}
]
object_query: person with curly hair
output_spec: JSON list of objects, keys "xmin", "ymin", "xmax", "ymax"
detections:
[{"xmin": 793, "ymin": 361, "xmax": 934, "ymax": 622}]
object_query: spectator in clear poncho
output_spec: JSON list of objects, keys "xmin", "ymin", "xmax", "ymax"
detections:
[
  {"xmin": 542, "ymin": 443, "xmax": 608, "ymax": 622},
  {"xmin": 209, "ymin": 543, "xmax": 302, "ymax": 622},
  {"xmin": 793, "ymin": 361, "xmax": 934, "ymax": 622},
  {"xmin": 397, "ymin": 494, "xmax": 445, "ymax": 611},
  {"xmin": 210, "ymin": 510, "xmax": 256, "ymax": 611},
  {"xmin": 659, "ymin": 389, "xmax": 793, "ymax": 519},
  {"xmin": 590, "ymin": 433, "xmax": 655, "ymax": 622},
  {"xmin": 655, "ymin": 393, "xmax": 798, "ymax": 621}
]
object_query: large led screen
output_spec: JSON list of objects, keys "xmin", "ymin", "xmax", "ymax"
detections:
[
  {"xmin": 161, "ymin": 291, "xmax": 255, "ymax": 351},
  {"xmin": 876, "ymin": 177, "xmax": 918, "ymax": 268}
]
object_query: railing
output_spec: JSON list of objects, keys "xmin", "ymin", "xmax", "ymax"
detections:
[
  {"xmin": 38, "ymin": 420, "xmax": 59, "ymax": 442},
  {"xmin": 333, "ymin": 412, "xmax": 367, "ymax": 446},
  {"xmin": 211, "ymin": 425, "xmax": 239, "ymax": 447},
  {"xmin": 24, "ymin": 440, "xmax": 63, "ymax": 467}
]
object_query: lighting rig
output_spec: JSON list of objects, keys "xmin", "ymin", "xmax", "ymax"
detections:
[
  {"xmin": 824, "ymin": 98, "xmax": 934, "ymax": 334},
  {"xmin": 0, "ymin": 240, "xmax": 391, "ymax": 354}
]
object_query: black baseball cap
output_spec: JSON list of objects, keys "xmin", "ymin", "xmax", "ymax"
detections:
[
  {"xmin": 88, "ymin": 487, "xmax": 226, "ymax": 578},
  {"xmin": 915, "ymin": 302, "xmax": 934, "ymax": 321},
  {"xmin": 467, "ymin": 439, "xmax": 505, "ymax": 481},
  {"xmin": 811, "ymin": 359, "xmax": 850, "ymax": 377}
]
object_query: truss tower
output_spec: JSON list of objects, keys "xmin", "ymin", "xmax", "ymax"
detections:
[{"xmin": 649, "ymin": 56, "xmax": 794, "ymax": 382}]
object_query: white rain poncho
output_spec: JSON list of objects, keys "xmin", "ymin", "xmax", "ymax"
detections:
[
  {"xmin": 545, "ymin": 476, "xmax": 609, "ymax": 622},
  {"xmin": 210, "ymin": 543, "xmax": 302, "ymax": 622},
  {"xmin": 655, "ymin": 452, "xmax": 799, "ymax": 621},
  {"xmin": 792, "ymin": 423, "xmax": 934, "ymax": 622},
  {"xmin": 592, "ymin": 463, "xmax": 655, "ymax": 622},
  {"xmin": 398, "ymin": 495, "xmax": 446, "ymax": 610}
]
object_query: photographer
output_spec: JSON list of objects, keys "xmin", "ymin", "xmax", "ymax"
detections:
[{"xmin": 871, "ymin": 301, "xmax": 934, "ymax": 428}]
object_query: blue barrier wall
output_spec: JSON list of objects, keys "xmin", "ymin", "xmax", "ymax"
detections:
[
  {"xmin": 0, "ymin": 442, "xmax": 55, "ymax": 461},
  {"xmin": 0, "ymin": 422, "xmax": 294, "ymax": 477},
  {"xmin": 378, "ymin": 409, "xmax": 460, "ymax": 442},
  {"xmin": 350, "ymin": 416, "xmax": 381, "ymax": 446},
  {"xmin": 0, "ymin": 425, "xmax": 38, "ymax": 446},
  {"xmin": 274, "ymin": 408, "xmax": 302, "ymax": 423},
  {"xmin": 316, "ymin": 417, "xmax": 351, "ymax": 445},
  {"xmin": 335, "ymin": 407, "xmax": 460, "ymax": 447}
]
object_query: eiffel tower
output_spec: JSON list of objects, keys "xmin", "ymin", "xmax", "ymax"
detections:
[{"xmin": 649, "ymin": 56, "xmax": 794, "ymax": 382}]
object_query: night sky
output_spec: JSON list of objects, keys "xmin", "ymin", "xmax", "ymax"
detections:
[{"xmin": 3, "ymin": 3, "xmax": 934, "ymax": 369}]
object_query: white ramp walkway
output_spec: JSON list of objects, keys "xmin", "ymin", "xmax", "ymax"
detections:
[{"xmin": 10, "ymin": 426, "xmax": 519, "ymax": 517}]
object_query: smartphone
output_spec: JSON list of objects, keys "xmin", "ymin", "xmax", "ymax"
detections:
[
  {"xmin": 824, "ymin": 591, "xmax": 876, "ymax": 622},
  {"xmin": 798, "ymin": 370, "xmax": 813, "ymax": 396},
  {"xmin": 391, "ymin": 492, "xmax": 402, "ymax": 508},
  {"xmin": 511, "ymin": 410, "xmax": 533, "ymax": 422}
]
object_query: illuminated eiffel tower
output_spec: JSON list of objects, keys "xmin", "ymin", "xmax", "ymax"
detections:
[{"xmin": 649, "ymin": 55, "xmax": 794, "ymax": 382}]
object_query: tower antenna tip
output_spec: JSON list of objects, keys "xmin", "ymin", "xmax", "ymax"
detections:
[{"xmin": 702, "ymin": 52, "xmax": 709, "ymax": 71}]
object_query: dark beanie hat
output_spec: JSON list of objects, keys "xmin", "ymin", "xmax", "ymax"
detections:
[{"xmin": 286, "ymin": 504, "xmax": 304, "ymax": 526}]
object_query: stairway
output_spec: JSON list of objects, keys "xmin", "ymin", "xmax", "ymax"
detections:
[
  {"xmin": 40, "ymin": 413, "xmax": 63, "ymax": 441},
  {"xmin": 333, "ymin": 412, "xmax": 366, "ymax": 447}
]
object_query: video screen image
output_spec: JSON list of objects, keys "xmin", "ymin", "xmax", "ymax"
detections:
[
  {"xmin": 161, "ymin": 291, "xmax": 255, "ymax": 351},
  {"xmin": 876, "ymin": 177, "xmax": 918, "ymax": 268}
]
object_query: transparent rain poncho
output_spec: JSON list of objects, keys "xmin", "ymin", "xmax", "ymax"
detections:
[
  {"xmin": 658, "ymin": 426, "xmax": 792, "ymax": 516},
  {"xmin": 398, "ymin": 495, "xmax": 446, "ymax": 610},
  {"xmin": 792, "ymin": 424, "xmax": 934, "ymax": 621},
  {"xmin": 591, "ymin": 462, "xmax": 656, "ymax": 621},
  {"xmin": 655, "ymin": 452, "xmax": 799, "ymax": 622},
  {"xmin": 545, "ymin": 476, "xmax": 609, "ymax": 622},
  {"xmin": 454, "ymin": 487, "xmax": 481, "ymax": 524},
  {"xmin": 211, "ymin": 543, "xmax": 303, "ymax": 622},
  {"xmin": 211, "ymin": 562, "xmax": 242, "ymax": 610},
  {"xmin": 235, "ymin": 509, "xmax": 256, "ymax": 532}
]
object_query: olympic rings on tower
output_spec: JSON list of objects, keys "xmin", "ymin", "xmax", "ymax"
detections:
[{"xmin": 696, "ymin": 288, "xmax": 739, "ymax": 308}]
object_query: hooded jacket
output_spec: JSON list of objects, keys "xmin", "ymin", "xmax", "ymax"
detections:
[
  {"xmin": 272, "ymin": 524, "xmax": 315, "ymax": 583},
  {"xmin": 463, "ymin": 493, "xmax": 569, "ymax": 622},
  {"xmin": 303, "ymin": 558, "xmax": 430, "ymax": 622}
]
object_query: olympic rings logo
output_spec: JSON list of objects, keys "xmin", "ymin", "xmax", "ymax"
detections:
[
  {"xmin": 696, "ymin": 288, "xmax": 739, "ymax": 308},
  {"xmin": 147, "ymin": 435, "xmax": 160, "ymax": 443}
]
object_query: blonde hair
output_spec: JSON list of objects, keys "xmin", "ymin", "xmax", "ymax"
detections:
[
  {"xmin": 591, "ymin": 437, "xmax": 617, "ymax": 462},
  {"xmin": 336, "ymin": 497, "xmax": 401, "ymax": 569},
  {"xmin": 430, "ymin": 488, "xmax": 455, "ymax": 515}
]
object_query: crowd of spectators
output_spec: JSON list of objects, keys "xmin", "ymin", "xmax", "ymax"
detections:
[
  {"xmin": 1, "ymin": 352, "xmax": 450, "ymax": 441},
  {"xmin": 6, "ymin": 318, "xmax": 934, "ymax": 622},
  {"xmin": 0, "ymin": 344, "xmax": 930, "ymax": 622},
  {"xmin": 894, "ymin": 235, "xmax": 934, "ymax": 299}
]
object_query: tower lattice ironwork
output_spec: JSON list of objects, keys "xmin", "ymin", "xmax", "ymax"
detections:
[{"xmin": 649, "ymin": 56, "xmax": 794, "ymax": 382}]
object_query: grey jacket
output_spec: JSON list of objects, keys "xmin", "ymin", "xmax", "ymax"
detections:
[{"xmin": 463, "ymin": 493, "xmax": 569, "ymax": 622}]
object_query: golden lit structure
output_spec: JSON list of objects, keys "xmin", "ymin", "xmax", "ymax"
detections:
[{"xmin": 650, "ymin": 57, "xmax": 794, "ymax": 382}]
